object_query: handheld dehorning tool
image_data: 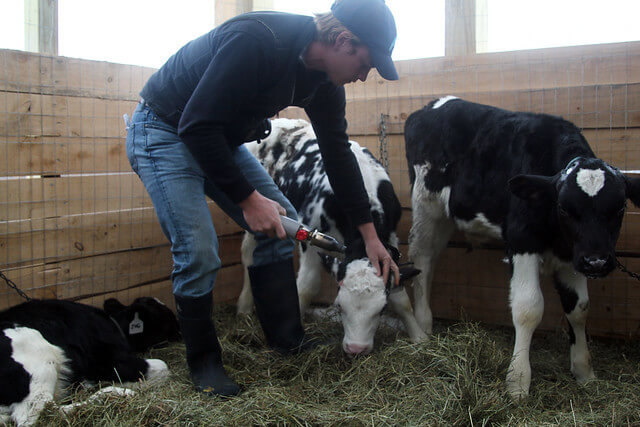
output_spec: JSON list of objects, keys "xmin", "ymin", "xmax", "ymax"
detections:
[{"xmin": 280, "ymin": 215, "xmax": 346, "ymax": 253}]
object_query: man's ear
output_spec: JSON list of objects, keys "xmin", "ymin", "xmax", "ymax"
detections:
[
  {"xmin": 623, "ymin": 174, "xmax": 640, "ymax": 207},
  {"xmin": 334, "ymin": 31, "xmax": 356, "ymax": 52},
  {"xmin": 508, "ymin": 174, "xmax": 557, "ymax": 204}
]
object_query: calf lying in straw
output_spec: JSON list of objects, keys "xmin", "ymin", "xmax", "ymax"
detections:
[{"xmin": 0, "ymin": 297, "xmax": 180, "ymax": 426}]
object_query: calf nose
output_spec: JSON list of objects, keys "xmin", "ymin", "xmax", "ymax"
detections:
[
  {"xmin": 582, "ymin": 255, "xmax": 609, "ymax": 270},
  {"xmin": 344, "ymin": 343, "xmax": 371, "ymax": 355}
]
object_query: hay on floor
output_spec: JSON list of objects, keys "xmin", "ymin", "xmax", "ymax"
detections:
[{"xmin": 37, "ymin": 304, "xmax": 640, "ymax": 426}]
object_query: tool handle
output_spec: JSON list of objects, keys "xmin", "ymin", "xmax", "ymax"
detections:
[{"xmin": 280, "ymin": 215, "xmax": 304, "ymax": 239}]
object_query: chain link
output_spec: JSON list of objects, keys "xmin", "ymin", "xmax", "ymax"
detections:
[
  {"xmin": 616, "ymin": 259, "xmax": 640, "ymax": 282},
  {"xmin": 0, "ymin": 270, "xmax": 32, "ymax": 301},
  {"xmin": 378, "ymin": 113, "xmax": 389, "ymax": 172}
]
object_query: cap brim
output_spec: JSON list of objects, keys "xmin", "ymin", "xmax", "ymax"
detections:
[{"xmin": 371, "ymin": 50, "xmax": 398, "ymax": 81}]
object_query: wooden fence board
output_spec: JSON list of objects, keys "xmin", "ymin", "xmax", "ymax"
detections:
[
  {"xmin": 348, "ymin": 41, "xmax": 640, "ymax": 101},
  {"xmin": 0, "ymin": 49, "xmax": 153, "ymax": 101},
  {"xmin": 343, "ymin": 84, "xmax": 640, "ymax": 136}
]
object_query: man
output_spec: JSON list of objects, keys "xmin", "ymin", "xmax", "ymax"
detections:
[{"xmin": 125, "ymin": 0, "xmax": 399, "ymax": 397}]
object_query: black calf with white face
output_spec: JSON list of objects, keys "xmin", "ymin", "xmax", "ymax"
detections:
[
  {"xmin": 318, "ymin": 249, "xmax": 421, "ymax": 355},
  {"xmin": 0, "ymin": 298, "xmax": 177, "ymax": 425},
  {"xmin": 405, "ymin": 96, "xmax": 640, "ymax": 398},
  {"xmin": 509, "ymin": 156, "xmax": 638, "ymax": 278}
]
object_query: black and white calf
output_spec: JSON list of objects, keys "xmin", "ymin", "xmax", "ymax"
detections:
[
  {"xmin": 405, "ymin": 96, "xmax": 640, "ymax": 398},
  {"xmin": 238, "ymin": 118, "xmax": 426, "ymax": 355},
  {"xmin": 0, "ymin": 297, "xmax": 180, "ymax": 426}
]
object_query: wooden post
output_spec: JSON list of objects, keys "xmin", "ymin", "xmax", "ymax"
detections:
[
  {"xmin": 24, "ymin": 0, "xmax": 58, "ymax": 55},
  {"xmin": 445, "ymin": 0, "xmax": 488, "ymax": 56},
  {"xmin": 215, "ymin": 0, "xmax": 274, "ymax": 26},
  {"xmin": 475, "ymin": 0, "xmax": 488, "ymax": 53}
]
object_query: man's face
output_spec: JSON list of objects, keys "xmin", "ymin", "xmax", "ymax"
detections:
[{"xmin": 325, "ymin": 34, "xmax": 373, "ymax": 86}]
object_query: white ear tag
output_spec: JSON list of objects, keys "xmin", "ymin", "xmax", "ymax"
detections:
[{"xmin": 129, "ymin": 312, "xmax": 144, "ymax": 335}]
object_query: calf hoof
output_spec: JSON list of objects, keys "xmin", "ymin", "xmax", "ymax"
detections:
[
  {"xmin": 235, "ymin": 301, "xmax": 254, "ymax": 316},
  {"xmin": 573, "ymin": 366, "xmax": 596, "ymax": 385},
  {"xmin": 410, "ymin": 329, "xmax": 429, "ymax": 343},
  {"xmin": 145, "ymin": 359, "xmax": 170, "ymax": 384},
  {"xmin": 236, "ymin": 306, "xmax": 253, "ymax": 316},
  {"xmin": 506, "ymin": 365, "xmax": 531, "ymax": 400},
  {"xmin": 506, "ymin": 385, "xmax": 529, "ymax": 400},
  {"xmin": 416, "ymin": 317, "xmax": 433, "ymax": 335}
]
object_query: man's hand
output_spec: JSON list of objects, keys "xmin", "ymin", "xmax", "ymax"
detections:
[
  {"xmin": 239, "ymin": 191, "xmax": 287, "ymax": 239},
  {"xmin": 357, "ymin": 222, "xmax": 399, "ymax": 286}
]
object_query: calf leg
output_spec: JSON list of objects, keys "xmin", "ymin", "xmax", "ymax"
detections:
[
  {"xmin": 388, "ymin": 288, "xmax": 428, "ymax": 342},
  {"xmin": 506, "ymin": 254, "xmax": 544, "ymax": 399},
  {"xmin": 408, "ymin": 210, "xmax": 454, "ymax": 334},
  {"xmin": 296, "ymin": 248, "xmax": 324, "ymax": 313},
  {"xmin": 554, "ymin": 265, "xmax": 595, "ymax": 383},
  {"xmin": 5, "ymin": 328, "xmax": 64, "ymax": 427},
  {"xmin": 92, "ymin": 353, "xmax": 167, "ymax": 389},
  {"xmin": 59, "ymin": 386, "xmax": 136, "ymax": 415},
  {"xmin": 237, "ymin": 232, "xmax": 257, "ymax": 315}
]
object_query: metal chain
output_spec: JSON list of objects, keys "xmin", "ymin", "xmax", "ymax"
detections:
[
  {"xmin": 378, "ymin": 113, "xmax": 389, "ymax": 172},
  {"xmin": 616, "ymin": 259, "xmax": 640, "ymax": 282},
  {"xmin": 0, "ymin": 270, "xmax": 31, "ymax": 301}
]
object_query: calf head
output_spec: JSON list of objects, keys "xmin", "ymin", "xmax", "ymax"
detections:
[
  {"xmin": 509, "ymin": 157, "xmax": 640, "ymax": 278},
  {"xmin": 104, "ymin": 297, "xmax": 181, "ymax": 352},
  {"xmin": 319, "ymin": 248, "xmax": 420, "ymax": 356}
]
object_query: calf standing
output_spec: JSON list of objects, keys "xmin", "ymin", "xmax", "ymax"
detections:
[
  {"xmin": 405, "ymin": 96, "xmax": 640, "ymax": 398},
  {"xmin": 238, "ymin": 118, "xmax": 426, "ymax": 355},
  {"xmin": 0, "ymin": 297, "xmax": 179, "ymax": 426}
]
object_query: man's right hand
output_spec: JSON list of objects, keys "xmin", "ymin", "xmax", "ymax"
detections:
[{"xmin": 239, "ymin": 190, "xmax": 287, "ymax": 239}]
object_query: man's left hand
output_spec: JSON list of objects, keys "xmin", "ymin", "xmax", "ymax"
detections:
[{"xmin": 365, "ymin": 238, "xmax": 399, "ymax": 286}]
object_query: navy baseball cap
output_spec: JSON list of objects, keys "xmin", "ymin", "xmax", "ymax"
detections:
[{"xmin": 331, "ymin": 0, "xmax": 398, "ymax": 81}]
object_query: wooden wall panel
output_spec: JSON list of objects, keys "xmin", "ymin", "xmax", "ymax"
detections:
[
  {"xmin": 0, "ymin": 49, "xmax": 243, "ymax": 310},
  {"xmin": 2, "ymin": 41, "xmax": 640, "ymax": 340}
]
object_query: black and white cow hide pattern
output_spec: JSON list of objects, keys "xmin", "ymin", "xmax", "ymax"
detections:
[
  {"xmin": 238, "ymin": 118, "xmax": 426, "ymax": 355},
  {"xmin": 0, "ymin": 297, "xmax": 180, "ymax": 426},
  {"xmin": 404, "ymin": 96, "xmax": 640, "ymax": 398}
]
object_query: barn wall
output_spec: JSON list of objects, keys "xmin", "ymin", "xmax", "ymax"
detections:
[
  {"xmin": 0, "ymin": 49, "xmax": 244, "ymax": 312},
  {"xmin": 2, "ymin": 40, "xmax": 640, "ymax": 338}
]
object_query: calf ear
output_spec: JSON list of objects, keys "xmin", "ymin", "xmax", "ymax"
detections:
[
  {"xmin": 318, "ymin": 252, "xmax": 340, "ymax": 279},
  {"xmin": 398, "ymin": 265, "xmax": 421, "ymax": 285},
  {"xmin": 387, "ymin": 246, "xmax": 401, "ymax": 263},
  {"xmin": 508, "ymin": 174, "xmax": 557, "ymax": 204},
  {"xmin": 624, "ymin": 175, "xmax": 640, "ymax": 207},
  {"xmin": 103, "ymin": 298, "xmax": 126, "ymax": 315}
]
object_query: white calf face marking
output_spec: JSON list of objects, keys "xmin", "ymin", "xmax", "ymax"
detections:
[
  {"xmin": 432, "ymin": 95, "xmax": 458, "ymax": 109},
  {"xmin": 576, "ymin": 168, "xmax": 605, "ymax": 197},
  {"xmin": 334, "ymin": 259, "xmax": 387, "ymax": 354}
]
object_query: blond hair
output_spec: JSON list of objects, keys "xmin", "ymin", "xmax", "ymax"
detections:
[{"xmin": 313, "ymin": 11, "xmax": 363, "ymax": 46}]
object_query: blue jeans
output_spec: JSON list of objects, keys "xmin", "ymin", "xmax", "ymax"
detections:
[{"xmin": 126, "ymin": 102, "xmax": 296, "ymax": 298}]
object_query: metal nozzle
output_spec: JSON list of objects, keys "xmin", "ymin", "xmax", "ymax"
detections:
[
  {"xmin": 309, "ymin": 230, "xmax": 346, "ymax": 253},
  {"xmin": 280, "ymin": 215, "xmax": 345, "ymax": 253}
]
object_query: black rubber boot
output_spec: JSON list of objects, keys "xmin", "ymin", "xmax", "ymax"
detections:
[
  {"xmin": 175, "ymin": 293, "xmax": 240, "ymax": 397},
  {"xmin": 248, "ymin": 259, "xmax": 310, "ymax": 354}
]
